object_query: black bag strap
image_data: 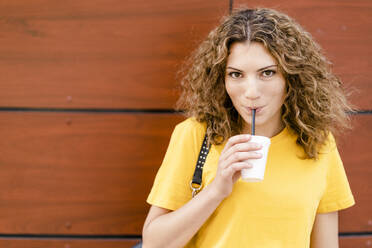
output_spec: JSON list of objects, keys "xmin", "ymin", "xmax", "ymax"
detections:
[
  {"xmin": 131, "ymin": 133, "xmax": 210, "ymax": 248},
  {"xmin": 190, "ymin": 132, "xmax": 211, "ymax": 197}
]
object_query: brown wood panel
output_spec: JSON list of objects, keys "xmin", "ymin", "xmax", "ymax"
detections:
[
  {"xmin": 2, "ymin": 236, "xmax": 370, "ymax": 248},
  {"xmin": 0, "ymin": 113, "xmax": 369, "ymax": 235},
  {"xmin": 0, "ymin": 112, "xmax": 184, "ymax": 234},
  {"xmin": 234, "ymin": 0, "xmax": 372, "ymax": 109},
  {"xmin": 337, "ymin": 115, "xmax": 372, "ymax": 232},
  {"xmin": 340, "ymin": 236, "xmax": 372, "ymax": 248},
  {"xmin": 0, "ymin": 239, "xmax": 140, "ymax": 248},
  {"xmin": 0, "ymin": 0, "xmax": 228, "ymax": 109}
]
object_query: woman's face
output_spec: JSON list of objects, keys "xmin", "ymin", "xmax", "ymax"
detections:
[{"xmin": 225, "ymin": 41, "xmax": 286, "ymax": 136}]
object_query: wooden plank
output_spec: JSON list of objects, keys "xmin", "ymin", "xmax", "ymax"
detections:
[
  {"xmin": 0, "ymin": 112, "xmax": 185, "ymax": 234},
  {"xmin": 0, "ymin": 239, "xmax": 140, "ymax": 248},
  {"xmin": 233, "ymin": 0, "xmax": 372, "ymax": 109},
  {"xmin": 0, "ymin": 113, "xmax": 369, "ymax": 234},
  {"xmin": 1, "ymin": 235, "xmax": 371, "ymax": 247},
  {"xmin": 1, "ymin": 236, "xmax": 371, "ymax": 248},
  {"xmin": 340, "ymin": 236, "xmax": 372, "ymax": 247},
  {"xmin": 0, "ymin": 0, "xmax": 227, "ymax": 109},
  {"xmin": 337, "ymin": 114, "xmax": 372, "ymax": 232}
]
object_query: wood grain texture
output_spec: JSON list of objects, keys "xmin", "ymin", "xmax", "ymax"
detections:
[
  {"xmin": 0, "ymin": 112, "xmax": 185, "ymax": 234},
  {"xmin": 0, "ymin": 239, "xmax": 140, "ymax": 248},
  {"xmin": 337, "ymin": 114, "xmax": 372, "ymax": 232},
  {"xmin": 0, "ymin": 236, "xmax": 371, "ymax": 247},
  {"xmin": 0, "ymin": 113, "xmax": 369, "ymax": 235},
  {"xmin": 340, "ymin": 236, "xmax": 372, "ymax": 247},
  {"xmin": 0, "ymin": 0, "xmax": 227, "ymax": 109},
  {"xmin": 234, "ymin": 0, "xmax": 372, "ymax": 109}
]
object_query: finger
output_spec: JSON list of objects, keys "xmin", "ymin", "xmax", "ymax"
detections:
[
  {"xmin": 221, "ymin": 134, "xmax": 251, "ymax": 155},
  {"xmin": 222, "ymin": 162, "xmax": 253, "ymax": 178},
  {"xmin": 220, "ymin": 141, "xmax": 262, "ymax": 162},
  {"xmin": 232, "ymin": 170, "xmax": 242, "ymax": 183},
  {"xmin": 231, "ymin": 162, "xmax": 253, "ymax": 172},
  {"xmin": 221, "ymin": 151, "xmax": 262, "ymax": 169}
]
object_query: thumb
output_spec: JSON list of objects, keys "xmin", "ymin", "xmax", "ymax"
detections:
[{"xmin": 232, "ymin": 171, "xmax": 241, "ymax": 183}]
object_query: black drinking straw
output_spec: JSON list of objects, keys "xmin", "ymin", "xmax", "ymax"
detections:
[{"xmin": 251, "ymin": 109, "xmax": 256, "ymax": 135}]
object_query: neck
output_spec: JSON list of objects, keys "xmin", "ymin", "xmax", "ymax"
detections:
[{"xmin": 244, "ymin": 120, "xmax": 285, "ymax": 138}]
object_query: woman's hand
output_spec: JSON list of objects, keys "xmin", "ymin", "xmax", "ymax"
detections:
[
  {"xmin": 142, "ymin": 134, "xmax": 263, "ymax": 248},
  {"xmin": 209, "ymin": 134, "xmax": 262, "ymax": 199}
]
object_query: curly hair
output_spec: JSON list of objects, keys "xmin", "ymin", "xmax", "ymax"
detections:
[{"xmin": 176, "ymin": 7, "xmax": 354, "ymax": 159}]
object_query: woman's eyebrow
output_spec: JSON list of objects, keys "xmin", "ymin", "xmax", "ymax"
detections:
[
  {"xmin": 226, "ymin": 66, "xmax": 243, "ymax": 72},
  {"xmin": 257, "ymin": 64, "xmax": 278, "ymax": 71},
  {"xmin": 226, "ymin": 64, "xmax": 278, "ymax": 72}
]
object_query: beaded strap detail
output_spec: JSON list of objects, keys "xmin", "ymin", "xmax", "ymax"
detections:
[{"xmin": 190, "ymin": 133, "xmax": 210, "ymax": 197}]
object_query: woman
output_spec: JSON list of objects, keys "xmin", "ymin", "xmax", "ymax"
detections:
[{"xmin": 142, "ymin": 8, "xmax": 355, "ymax": 248}]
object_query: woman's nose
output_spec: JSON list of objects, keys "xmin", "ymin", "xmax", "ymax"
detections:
[{"xmin": 243, "ymin": 77, "xmax": 260, "ymax": 100}]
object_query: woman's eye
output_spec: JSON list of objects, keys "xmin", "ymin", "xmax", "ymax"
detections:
[
  {"xmin": 228, "ymin": 72, "xmax": 242, "ymax": 78},
  {"xmin": 262, "ymin": 70, "xmax": 276, "ymax": 77}
]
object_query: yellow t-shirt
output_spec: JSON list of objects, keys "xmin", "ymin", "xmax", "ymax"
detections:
[{"xmin": 147, "ymin": 118, "xmax": 355, "ymax": 248}]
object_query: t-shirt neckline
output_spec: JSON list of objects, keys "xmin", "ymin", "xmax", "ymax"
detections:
[{"xmin": 269, "ymin": 126, "xmax": 291, "ymax": 145}]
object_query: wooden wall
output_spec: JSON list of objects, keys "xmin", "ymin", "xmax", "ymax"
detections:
[{"xmin": 0, "ymin": 0, "xmax": 370, "ymax": 247}]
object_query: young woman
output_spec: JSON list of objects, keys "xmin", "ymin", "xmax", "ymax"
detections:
[{"xmin": 142, "ymin": 8, "xmax": 355, "ymax": 248}]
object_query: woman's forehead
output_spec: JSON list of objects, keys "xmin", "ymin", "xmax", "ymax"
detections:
[{"xmin": 227, "ymin": 41, "xmax": 277, "ymax": 70}]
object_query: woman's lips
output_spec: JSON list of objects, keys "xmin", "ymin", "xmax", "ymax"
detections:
[{"xmin": 246, "ymin": 106, "xmax": 264, "ymax": 114}]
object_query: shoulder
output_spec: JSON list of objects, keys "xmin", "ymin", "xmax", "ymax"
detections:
[
  {"xmin": 317, "ymin": 132, "xmax": 344, "ymax": 169},
  {"xmin": 165, "ymin": 117, "xmax": 207, "ymax": 155},
  {"xmin": 319, "ymin": 132, "xmax": 338, "ymax": 154},
  {"xmin": 173, "ymin": 117, "xmax": 206, "ymax": 137}
]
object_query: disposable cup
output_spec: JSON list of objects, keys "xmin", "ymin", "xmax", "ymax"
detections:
[{"xmin": 241, "ymin": 135, "xmax": 271, "ymax": 182}]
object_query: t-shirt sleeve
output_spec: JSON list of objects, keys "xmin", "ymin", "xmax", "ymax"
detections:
[
  {"xmin": 316, "ymin": 135, "xmax": 355, "ymax": 213},
  {"xmin": 146, "ymin": 118, "xmax": 206, "ymax": 211}
]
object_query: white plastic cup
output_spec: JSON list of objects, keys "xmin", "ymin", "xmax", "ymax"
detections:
[{"xmin": 241, "ymin": 135, "xmax": 271, "ymax": 182}]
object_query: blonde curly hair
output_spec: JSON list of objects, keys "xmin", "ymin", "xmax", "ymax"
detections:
[{"xmin": 176, "ymin": 7, "xmax": 354, "ymax": 159}]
